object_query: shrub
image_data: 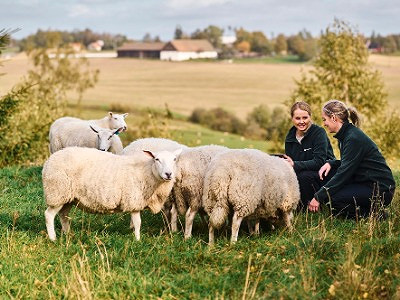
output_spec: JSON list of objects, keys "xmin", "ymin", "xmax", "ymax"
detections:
[{"xmin": 0, "ymin": 47, "xmax": 98, "ymax": 166}]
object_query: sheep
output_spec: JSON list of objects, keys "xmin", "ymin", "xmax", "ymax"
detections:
[
  {"xmin": 43, "ymin": 146, "xmax": 182, "ymax": 241},
  {"xmin": 49, "ymin": 112, "xmax": 128, "ymax": 154},
  {"xmin": 122, "ymin": 137, "xmax": 189, "ymax": 230},
  {"xmin": 172, "ymin": 145, "xmax": 229, "ymax": 239},
  {"xmin": 203, "ymin": 149, "xmax": 300, "ymax": 245},
  {"xmin": 122, "ymin": 137, "xmax": 189, "ymax": 155}
]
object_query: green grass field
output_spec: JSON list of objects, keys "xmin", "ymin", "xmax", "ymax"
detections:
[
  {"xmin": 1, "ymin": 53, "xmax": 400, "ymax": 298},
  {"xmin": 0, "ymin": 167, "xmax": 399, "ymax": 298}
]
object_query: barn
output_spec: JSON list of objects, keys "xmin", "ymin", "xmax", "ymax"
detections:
[
  {"xmin": 117, "ymin": 42, "xmax": 166, "ymax": 58},
  {"xmin": 160, "ymin": 40, "xmax": 218, "ymax": 61}
]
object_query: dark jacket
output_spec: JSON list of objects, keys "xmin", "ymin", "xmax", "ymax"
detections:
[
  {"xmin": 314, "ymin": 121, "xmax": 395, "ymax": 202},
  {"xmin": 285, "ymin": 123, "xmax": 335, "ymax": 172}
]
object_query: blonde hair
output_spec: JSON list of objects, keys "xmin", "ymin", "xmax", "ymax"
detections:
[
  {"xmin": 290, "ymin": 101, "xmax": 312, "ymax": 117},
  {"xmin": 323, "ymin": 99, "xmax": 360, "ymax": 127}
]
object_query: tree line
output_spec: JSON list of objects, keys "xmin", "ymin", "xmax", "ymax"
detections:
[{"xmin": 9, "ymin": 25, "xmax": 400, "ymax": 61}]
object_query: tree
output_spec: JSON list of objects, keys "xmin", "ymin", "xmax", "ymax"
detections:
[
  {"xmin": 286, "ymin": 19, "xmax": 400, "ymax": 159},
  {"xmin": 236, "ymin": 40, "xmax": 251, "ymax": 53},
  {"xmin": 274, "ymin": 34, "xmax": 287, "ymax": 54},
  {"xmin": 191, "ymin": 25, "xmax": 223, "ymax": 49},
  {"xmin": 174, "ymin": 25, "xmax": 184, "ymax": 39},
  {"xmin": 0, "ymin": 46, "xmax": 99, "ymax": 166},
  {"xmin": 251, "ymin": 31, "xmax": 272, "ymax": 55}
]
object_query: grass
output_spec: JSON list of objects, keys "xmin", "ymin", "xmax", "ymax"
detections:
[{"xmin": 0, "ymin": 166, "xmax": 399, "ymax": 298}]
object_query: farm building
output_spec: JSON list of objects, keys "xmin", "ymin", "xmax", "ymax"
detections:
[
  {"xmin": 160, "ymin": 40, "xmax": 218, "ymax": 61},
  {"xmin": 117, "ymin": 42, "xmax": 166, "ymax": 58}
]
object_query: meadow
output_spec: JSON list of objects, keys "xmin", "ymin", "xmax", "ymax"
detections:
[
  {"xmin": 0, "ymin": 166, "xmax": 399, "ymax": 298},
  {"xmin": 1, "ymin": 54, "xmax": 400, "ymax": 298}
]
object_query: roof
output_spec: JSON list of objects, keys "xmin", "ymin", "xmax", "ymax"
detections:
[
  {"xmin": 162, "ymin": 39, "xmax": 215, "ymax": 52},
  {"xmin": 117, "ymin": 42, "xmax": 166, "ymax": 51}
]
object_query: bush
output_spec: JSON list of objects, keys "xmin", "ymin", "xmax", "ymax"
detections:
[
  {"xmin": 189, "ymin": 107, "xmax": 246, "ymax": 134},
  {"xmin": 0, "ymin": 47, "xmax": 98, "ymax": 166}
]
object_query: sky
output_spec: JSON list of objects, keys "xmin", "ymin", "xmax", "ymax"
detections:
[{"xmin": 2, "ymin": 0, "xmax": 399, "ymax": 40}]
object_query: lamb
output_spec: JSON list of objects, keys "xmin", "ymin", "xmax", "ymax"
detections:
[
  {"xmin": 172, "ymin": 145, "xmax": 228, "ymax": 239},
  {"xmin": 49, "ymin": 112, "xmax": 128, "ymax": 154},
  {"xmin": 43, "ymin": 146, "xmax": 182, "ymax": 241},
  {"xmin": 203, "ymin": 149, "xmax": 300, "ymax": 245}
]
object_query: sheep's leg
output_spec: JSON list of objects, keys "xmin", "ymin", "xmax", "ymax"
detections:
[
  {"xmin": 184, "ymin": 207, "xmax": 197, "ymax": 240},
  {"xmin": 59, "ymin": 203, "xmax": 72, "ymax": 234},
  {"xmin": 208, "ymin": 224, "xmax": 215, "ymax": 245},
  {"xmin": 231, "ymin": 211, "xmax": 243, "ymax": 243},
  {"xmin": 45, "ymin": 205, "xmax": 64, "ymax": 241},
  {"xmin": 283, "ymin": 211, "xmax": 294, "ymax": 232},
  {"xmin": 170, "ymin": 203, "xmax": 178, "ymax": 232},
  {"xmin": 254, "ymin": 220, "xmax": 260, "ymax": 236},
  {"xmin": 130, "ymin": 211, "xmax": 141, "ymax": 241}
]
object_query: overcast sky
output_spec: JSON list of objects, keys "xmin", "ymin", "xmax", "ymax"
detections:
[{"xmin": 2, "ymin": 0, "xmax": 399, "ymax": 40}]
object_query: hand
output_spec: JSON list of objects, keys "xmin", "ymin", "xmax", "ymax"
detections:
[
  {"xmin": 308, "ymin": 198, "xmax": 320, "ymax": 212},
  {"xmin": 318, "ymin": 163, "xmax": 331, "ymax": 180},
  {"xmin": 283, "ymin": 154, "xmax": 294, "ymax": 167}
]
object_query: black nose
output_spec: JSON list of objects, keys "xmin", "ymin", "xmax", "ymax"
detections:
[
  {"xmin": 100, "ymin": 149, "xmax": 106, "ymax": 151},
  {"xmin": 165, "ymin": 172, "xmax": 172, "ymax": 179}
]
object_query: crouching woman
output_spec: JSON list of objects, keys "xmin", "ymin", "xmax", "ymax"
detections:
[
  {"xmin": 308, "ymin": 99, "xmax": 396, "ymax": 219},
  {"xmin": 284, "ymin": 101, "xmax": 336, "ymax": 209}
]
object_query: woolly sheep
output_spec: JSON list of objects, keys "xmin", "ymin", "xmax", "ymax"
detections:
[
  {"xmin": 43, "ymin": 146, "xmax": 182, "ymax": 241},
  {"xmin": 49, "ymin": 112, "xmax": 128, "ymax": 154},
  {"xmin": 172, "ymin": 145, "xmax": 228, "ymax": 239},
  {"xmin": 122, "ymin": 137, "xmax": 189, "ymax": 155},
  {"xmin": 203, "ymin": 149, "xmax": 300, "ymax": 245},
  {"xmin": 122, "ymin": 137, "xmax": 189, "ymax": 230}
]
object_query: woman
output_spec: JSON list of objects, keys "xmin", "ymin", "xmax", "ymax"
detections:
[
  {"xmin": 284, "ymin": 101, "xmax": 335, "ymax": 209},
  {"xmin": 308, "ymin": 99, "xmax": 395, "ymax": 219}
]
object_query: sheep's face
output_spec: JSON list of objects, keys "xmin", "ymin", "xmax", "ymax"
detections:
[
  {"xmin": 108, "ymin": 112, "xmax": 128, "ymax": 131},
  {"xmin": 144, "ymin": 149, "xmax": 182, "ymax": 181},
  {"xmin": 90, "ymin": 125, "xmax": 123, "ymax": 152}
]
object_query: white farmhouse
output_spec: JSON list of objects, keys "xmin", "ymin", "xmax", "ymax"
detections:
[{"xmin": 160, "ymin": 39, "xmax": 218, "ymax": 61}]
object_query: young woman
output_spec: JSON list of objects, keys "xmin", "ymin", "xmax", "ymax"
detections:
[
  {"xmin": 284, "ymin": 101, "xmax": 336, "ymax": 209},
  {"xmin": 308, "ymin": 99, "xmax": 395, "ymax": 219}
]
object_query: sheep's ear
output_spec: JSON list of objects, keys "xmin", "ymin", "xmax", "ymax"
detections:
[
  {"xmin": 143, "ymin": 150, "xmax": 155, "ymax": 159},
  {"xmin": 123, "ymin": 113, "xmax": 128, "ymax": 118},
  {"xmin": 89, "ymin": 125, "xmax": 99, "ymax": 133},
  {"xmin": 173, "ymin": 148, "xmax": 183, "ymax": 157},
  {"xmin": 113, "ymin": 127, "xmax": 124, "ymax": 135},
  {"xmin": 108, "ymin": 112, "xmax": 113, "ymax": 118}
]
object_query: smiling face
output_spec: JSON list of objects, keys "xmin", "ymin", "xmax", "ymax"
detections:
[
  {"xmin": 322, "ymin": 112, "xmax": 340, "ymax": 133},
  {"xmin": 292, "ymin": 108, "xmax": 312, "ymax": 135}
]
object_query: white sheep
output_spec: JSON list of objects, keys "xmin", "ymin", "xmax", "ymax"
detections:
[
  {"xmin": 43, "ymin": 146, "xmax": 182, "ymax": 241},
  {"xmin": 122, "ymin": 137, "xmax": 189, "ymax": 230},
  {"xmin": 172, "ymin": 145, "xmax": 228, "ymax": 239},
  {"xmin": 122, "ymin": 137, "xmax": 189, "ymax": 155},
  {"xmin": 49, "ymin": 112, "xmax": 128, "ymax": 154},
  {"xmin": 203, "ymin": 149, "xmax": 300, "ymax": 245}
]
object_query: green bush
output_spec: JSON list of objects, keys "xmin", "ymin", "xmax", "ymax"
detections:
[{"xmin": 0, "ymin": 47, "xmax": 98, "ymax": 167}]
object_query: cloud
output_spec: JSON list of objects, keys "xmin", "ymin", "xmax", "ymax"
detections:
[
  {"xmin": 67, "ymin": 4, "xmax": 105, "ymax": 17},
  {"xmin": 166, "ymin": 0, "xmax": 231, "ymax": 10}
]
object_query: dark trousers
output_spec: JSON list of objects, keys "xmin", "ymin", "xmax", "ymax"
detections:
[
  {"xmin": 325, "ymin": 184, "xmax": 394, "ymax": 219},
  {"xmin": 296, "ymin": 170, "xmax": 335, "ymax": 210}
]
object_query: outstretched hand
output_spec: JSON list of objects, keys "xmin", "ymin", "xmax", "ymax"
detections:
[{"xmin": 318, "ymin": 163, "xmax": 331, "ymax": 180}]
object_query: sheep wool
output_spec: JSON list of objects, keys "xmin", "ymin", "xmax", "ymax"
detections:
[
  {"xmin": 203, "ymin": 148, "xmax": 300, "ymax": 244},
  {"xmin": 173, "ymin": 145, "xmax": 228, "ymax": 239},
  {"xmin": 122, "ymin": 137, "xmax": 189, "ymax": 155},
  {"xmin": 43, "ymin": 146, "xmax": 181, "ymax": 241},
  {"xmin": 49, "ymin": 112, "xmax": 127, "ymax": 154}
]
